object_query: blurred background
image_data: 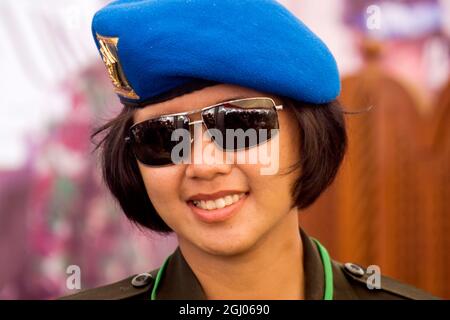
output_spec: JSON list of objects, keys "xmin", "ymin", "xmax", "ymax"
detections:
[{"xmin": 0, "ymin": 0, "xmax": 448, "ymax": 299}]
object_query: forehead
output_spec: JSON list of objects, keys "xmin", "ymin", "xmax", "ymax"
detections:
[{"xmin": 133, "ymin": 84, "xmax": 277, "ymax": 124}]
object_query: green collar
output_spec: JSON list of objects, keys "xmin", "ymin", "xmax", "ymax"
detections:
[
  {"xmin": 151, "ymin": 254, "xmax": 171, "ymax": 300},
  {"xmin": 311, "ymin": 238, "xmax": 334, "ymax": 300},
  {"xmin": 151, "ymin": 238, "xmax": 333, "ymax": 300}
]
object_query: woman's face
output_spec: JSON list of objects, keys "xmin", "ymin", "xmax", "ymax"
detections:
[{"xmin": 133, "ymin": 84, "xmax": 301, "ymax": 256}]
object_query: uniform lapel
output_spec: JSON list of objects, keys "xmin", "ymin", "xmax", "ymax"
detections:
[
  {"xmin": 300, "ymin": 228, "xmax": 325, "ymax": 300},
  {"xmin": 300, "ymin": 228, "xmax": 358, "ymax": 300},
  {"xmin": 156, "ymin": 246, "xmax": 207, "ymax": 299},
  {"xmin": 331, "ymin": 260, "xmax": 359, "ymax": 300}
]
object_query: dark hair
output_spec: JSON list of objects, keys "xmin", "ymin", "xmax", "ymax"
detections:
[
  {"xmin": 92, "ymin": 87, "xmax": 347, "ymax": 234},
  {"xmin": 282, "ymin": 98, "xmax": 347, "ymax": 209}
]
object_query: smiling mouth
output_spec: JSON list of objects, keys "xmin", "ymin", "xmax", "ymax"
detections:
[
  {"xmin": 187, "ymin": 191, "xmax": 249, "ymax": 223},
  {"xmin": 190, "ymin": 192, "xmax": 246, "ymax": 210}
]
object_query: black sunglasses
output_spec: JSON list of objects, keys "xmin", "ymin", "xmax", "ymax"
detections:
[{"xmin": 126, "ymin": 97, "xmax": 283, "ymax": 166}]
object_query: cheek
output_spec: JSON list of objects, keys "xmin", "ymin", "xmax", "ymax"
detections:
[
  {"xmin": 236, "ymin": 114, "xmax": 301, "ymax": 222},
  {"xmin": 248, "ymin": 110, "xmax": 300, "ymax": 210},
  {"xmin": 238, "ymin": 164, "xmax": 295, "ymax": 220},
  {"xmin": 137, "ymin": 162, "xmax": 185, "ymax": 224}
]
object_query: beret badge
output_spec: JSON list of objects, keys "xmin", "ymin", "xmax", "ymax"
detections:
[{"xmin": 96, "ymin": 33, "xmax": 140, "ymax": 100}]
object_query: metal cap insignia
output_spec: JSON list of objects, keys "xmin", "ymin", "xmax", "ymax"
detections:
[{"xmin": 96, "ymin": 33, "xmax": 139, "ymax": 100}]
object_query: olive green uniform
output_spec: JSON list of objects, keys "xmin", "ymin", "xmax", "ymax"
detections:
[{"xmin": 60, "ymin": 229, "xmax": 438, "ymax": 300}]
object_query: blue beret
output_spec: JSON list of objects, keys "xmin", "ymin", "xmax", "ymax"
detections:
[{"xmin": 92, "ymin": 0, "xmax": 340, "ymax": 106}]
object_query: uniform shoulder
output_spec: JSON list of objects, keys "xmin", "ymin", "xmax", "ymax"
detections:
[
  {"xmin": 334, "ymin": 261, "xmax": 440, "ymax": 300},
  {"xmin": 58, "ymin": 269, "xmax": 158, "ymax": 300}
]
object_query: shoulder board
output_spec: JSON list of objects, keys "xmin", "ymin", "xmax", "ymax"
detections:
[
  {"xmin": 58, "ymin": 269, "xmax": 159, "ymax": 300},
  {"xmin": 340, "ymin": 262, "xmax": 440, "ymax": 300}
]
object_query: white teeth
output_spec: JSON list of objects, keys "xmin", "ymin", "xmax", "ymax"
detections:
[
  {"xmin": 215, "ymin": 198, "xmax": 226, "ymax": 209},
  {"xmin": 206, "ymin": 200, "xmax": 215, "ymax": 210},
  {"xmin": 224, "ymin": 195, "xmax": 233, "ymax": 206},
  {"xmin": 192, "ymin": 193, "xmax": 246, "ymax": 210}
]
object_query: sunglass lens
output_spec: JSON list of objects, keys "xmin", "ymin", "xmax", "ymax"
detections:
[
  {"xmin": 129, "ymin": 116, "xmax": 189, "ymax": 166},
  {"xmin": 202, "ymin": 99, "xmax": 279, "ymax": 151}
]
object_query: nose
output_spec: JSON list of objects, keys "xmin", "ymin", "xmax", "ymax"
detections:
[{"xmin": 185, "ymin": 122, "xmax": 232, "ymax": 180}]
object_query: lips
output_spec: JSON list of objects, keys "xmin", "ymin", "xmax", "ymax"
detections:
[
  {"xmin": 186, "ymin": 190, "xmax": 249, "ymax": 223},
  {"xmin": 188, "ymin": 190, "xmax": 247, "ymax": 201}
]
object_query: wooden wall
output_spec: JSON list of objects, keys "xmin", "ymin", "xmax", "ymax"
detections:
[{"xmin": 300, "ymin": 57, "xmax": 450, "ymax": 299}]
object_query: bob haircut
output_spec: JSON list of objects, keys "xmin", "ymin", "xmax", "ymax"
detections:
[{"xmin": 92, "ymin": 81, "xmax": 347, "ymax": 233}]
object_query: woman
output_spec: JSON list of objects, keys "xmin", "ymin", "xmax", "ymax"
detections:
[{"xmin": 62, "ymin": 0, "xmax": 436, "ymax": 300}]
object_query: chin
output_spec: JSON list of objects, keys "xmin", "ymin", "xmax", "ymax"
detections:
[{"xmin": 194, "ymin": 231, "xmax": 260, "ymax": 257}]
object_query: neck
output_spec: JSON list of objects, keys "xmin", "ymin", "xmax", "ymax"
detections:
[{"xmin": 178, "ymin": 208, "xmax": 304, "ymax": 300}]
